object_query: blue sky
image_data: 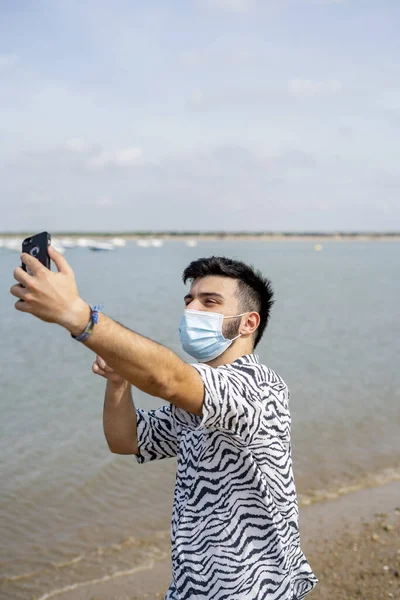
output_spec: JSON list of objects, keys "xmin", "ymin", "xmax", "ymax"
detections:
[{"xmin": 1, "ymin": 0, "xmax": 399, "ymax": 232}]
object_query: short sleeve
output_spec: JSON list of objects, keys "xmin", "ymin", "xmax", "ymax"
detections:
[
  {"xmin": 135, "ymin": 404, "xmax": 178, "ymax": 464},
  {"xmin": 191, "ymin": 363, "xmax": 264, "ymax": 444}
]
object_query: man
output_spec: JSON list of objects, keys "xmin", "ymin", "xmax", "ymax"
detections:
[{"xmin": 11, "ymin": 247, "xmax": 318, "ymax": 600}]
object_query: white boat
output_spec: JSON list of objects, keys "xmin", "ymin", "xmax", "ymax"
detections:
[
  {"xmin": 59, "ymin": 238, "xmax": 77, "ymax": 248},
  {"xmin": 111, "ymin": 237, "xmax": 127, "ymax": 247},
  {"xmin": 76, "ymin": 238, "xmax": 92, "ymax": 248},
  {"xmin": 88, "ymin": 241, "xmax": 115, "ymax": 251},
  {"xmin": 136, "ymin": 239, "xmax": 151, "ymax": 247},
  {"xmin": 4, "ymin": 238, "xmax": 23, "ymax": 251},
  {"xmin": 150, "ymin": 239, "xmax": 164, "ymax": 247},
  {"xmin": 186, "ymin": 239, "xmax": 198, "ymax": 247}
]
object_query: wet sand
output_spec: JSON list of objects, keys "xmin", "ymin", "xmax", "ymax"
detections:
[{"xmin": 55, "ymin": 480, "xmax": 400, "ymax": 600}]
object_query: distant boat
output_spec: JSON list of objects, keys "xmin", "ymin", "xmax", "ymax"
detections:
[
  {"xmin": 76, "ymin": 238, "xmax": 92, "ymax": 248},
  {"xmin": 59, "ymin": 238, "xmax": 77, "ymax": 248},
  {"xmin": 186, "ymin": 239, "xmax": 198, "ymax": 247},
  {"xmin": 4, "ymin": 238, "xmax": 23, "ymax": 251},
  {"xmin": 136, "ymin": 238, "xmax": 164, "ymax": 248},
  {"xmin": 111, "ymin": 237, "xmax": 127, "ymax": 247},
  {"xmin": 150, "ymin": 239, "xmax": 164, "ymax": 247},
  {"xmin": 88, "ymin": 241, "xmax": 115, "ymax": 251}
]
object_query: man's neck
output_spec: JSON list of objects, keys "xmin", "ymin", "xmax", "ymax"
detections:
[{"xmin": 204, "ymin": 344, "xmax": 254, "ymax": 368}]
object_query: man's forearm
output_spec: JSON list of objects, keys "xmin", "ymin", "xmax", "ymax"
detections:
[
  {"xmin": 67, "ymin": 308, "xmax": 185, "ymax": 399},
  {"xmin": 103, "ymin": 381, "xmax": 138, "ymax": 454}
]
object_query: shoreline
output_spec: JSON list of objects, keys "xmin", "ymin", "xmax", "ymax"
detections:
[
  {"xmin": 125, "ymin": 234, "xmax": 400, "ymax": 242},
  {"xmin": 38, "ymin": 480, "xmax": 400, "ymax": 600},
  {"xmin": 2, "ymin": 233, "xmax": 400, "ymax": 243}
]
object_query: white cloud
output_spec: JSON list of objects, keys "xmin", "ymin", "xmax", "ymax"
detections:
[
  {"xmin": 0, "ymin": 54, "xmax": 17, "ymax": 70},
  {"xmin": 289, "ymin": 78, "xmax": 343, "ymax": 98},
  {"xmin": 64, "ymin": 138, "xmax": 91, "ymax": 153},
  {"xmin": 201, "ymin": 0, "xmax": 257, "ymax": 13},
  {"xmin": 86, "ymin": 147, "xmax": 143, "ymax": 169},
  {"xmin": 1, "ymin": 142, "xmax": 398, "ymax": 231}
]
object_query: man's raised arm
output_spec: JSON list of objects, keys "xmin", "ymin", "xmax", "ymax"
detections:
[{"xmin": 11, "ymin": 246, "xmax": 204, "ymax": 415}]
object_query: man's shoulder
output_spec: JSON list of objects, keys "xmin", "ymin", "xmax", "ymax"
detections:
[
  {"xmin": 191, "ymin": 355, "xmax": 288, "ymax": 391},
  {"xmin": 228, "ymin": 359, "xmax": 289, "ymax": 396},
  {"xmin": 224, "ymin": 355, "xmax": 280, "ymax": 378}
]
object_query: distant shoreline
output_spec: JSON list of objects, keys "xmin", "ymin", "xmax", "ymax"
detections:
[{"xmin": 2, "ymin": 232, "xmax": 400, "ymax": 242}]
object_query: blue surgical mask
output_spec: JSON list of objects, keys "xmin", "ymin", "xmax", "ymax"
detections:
[{"xmin": 178, "ymin": 309, "xmax": 247, "ymax": 363}]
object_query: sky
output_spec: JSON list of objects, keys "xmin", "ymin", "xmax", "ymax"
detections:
[{"xmin": 0, "ymin": 0, "xmax": 399, "ymax": 233}]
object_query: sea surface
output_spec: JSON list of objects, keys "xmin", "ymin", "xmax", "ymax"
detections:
[{"xmin": 1, "ymin": 240, "xmax": 399, "ymax": 599}]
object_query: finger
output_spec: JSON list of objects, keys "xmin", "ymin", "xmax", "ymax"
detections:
[
  {"xmin": 13, "ymin": 266, "xmax": 32, "ymax": 286},
  {"xmin": 15, "ymin": 298, "xmax": 31, "ymax": 312},
  {"xmin": 96, "ymin": 356, "xmax": 107, "ymax": 370},
  {"xmin": 96, "ymin": 357, "xmax": 114, "ymax": 373},
  {"xmin": 21, "ymin": 253, "xmax": 44, "ymax": 276},
  {"xmin": 10, "ymin": 283, "xmax": 28, "ymax": 300},
  {"xmin": 92, "ymin": 363, "xmax": 106, "ymax": 376},
  {"xmin": 48, "ymin": 245, "xmax": 73, "ymax": 274}
]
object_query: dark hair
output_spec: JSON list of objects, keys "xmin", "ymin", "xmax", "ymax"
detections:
[{"xmin": 182, "ymin": 256, "xmax": 274, "ymax": 349}]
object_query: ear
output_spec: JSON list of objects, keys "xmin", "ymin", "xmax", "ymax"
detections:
[{"xmin": 240, "ymin": 312, "xmax": 260, "ymax": 337}]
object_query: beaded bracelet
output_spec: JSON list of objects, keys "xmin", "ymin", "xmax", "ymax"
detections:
[{"xmin": 71, "ymin": 304, "xmax": 103, "ymax": 342}]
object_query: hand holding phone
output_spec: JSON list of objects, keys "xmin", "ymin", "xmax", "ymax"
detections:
[{"xmin": 13, "ymin": 233, "xmax": 87, "ymax": 329}]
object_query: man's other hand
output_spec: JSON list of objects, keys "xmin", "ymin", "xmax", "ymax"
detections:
[{"xmin": 92, "ymin": 355, "xmax": 126, "ymax": 385}]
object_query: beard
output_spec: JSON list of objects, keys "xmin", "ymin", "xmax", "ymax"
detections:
[{"xmin": 222, "ymin": 316, "xmax": 242, "ymax": 341}]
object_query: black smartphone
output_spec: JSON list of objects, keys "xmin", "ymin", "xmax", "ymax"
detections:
[{"xmin": 22, "ymin": 232, "xmax": 51, "ymax": 273}]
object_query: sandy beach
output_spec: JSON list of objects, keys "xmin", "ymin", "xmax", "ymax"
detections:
[{"xmin": 51, "ymin": 480, "xmax": 400, "ymax": 600}]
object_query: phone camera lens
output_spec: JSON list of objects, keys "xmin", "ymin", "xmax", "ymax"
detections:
[{"xmin": 31, "ymin": 246, "xmax": 40, "ymax": 257}]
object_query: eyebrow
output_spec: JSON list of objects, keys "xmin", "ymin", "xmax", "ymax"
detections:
[{"xmin": 184, "ymin": 292, "xmax": 225, "ymax": 302}]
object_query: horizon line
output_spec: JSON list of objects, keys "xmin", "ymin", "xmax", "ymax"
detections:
[{"xmin": 1, "ymin": 230, "xmax": 400, "ymax": 237}]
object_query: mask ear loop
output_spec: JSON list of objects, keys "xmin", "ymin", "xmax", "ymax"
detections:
[{"xmin": 230, "ymin": 332, "xmax": 242, "ymax": 342}]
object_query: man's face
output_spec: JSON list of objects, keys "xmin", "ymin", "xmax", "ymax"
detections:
[{"xmin": 184, "ymin": 276, "xmax": 243, "ymax": 340}]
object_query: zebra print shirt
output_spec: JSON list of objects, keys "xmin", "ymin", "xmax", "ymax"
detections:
[{"xmin": 135, "ymin": 353, "xmax": 318, "ymax": 600}]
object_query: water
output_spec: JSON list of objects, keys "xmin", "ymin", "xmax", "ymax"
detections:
[{"xmin": 1, "ymin": 240, "xmax": 399, "ymax": 599}]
